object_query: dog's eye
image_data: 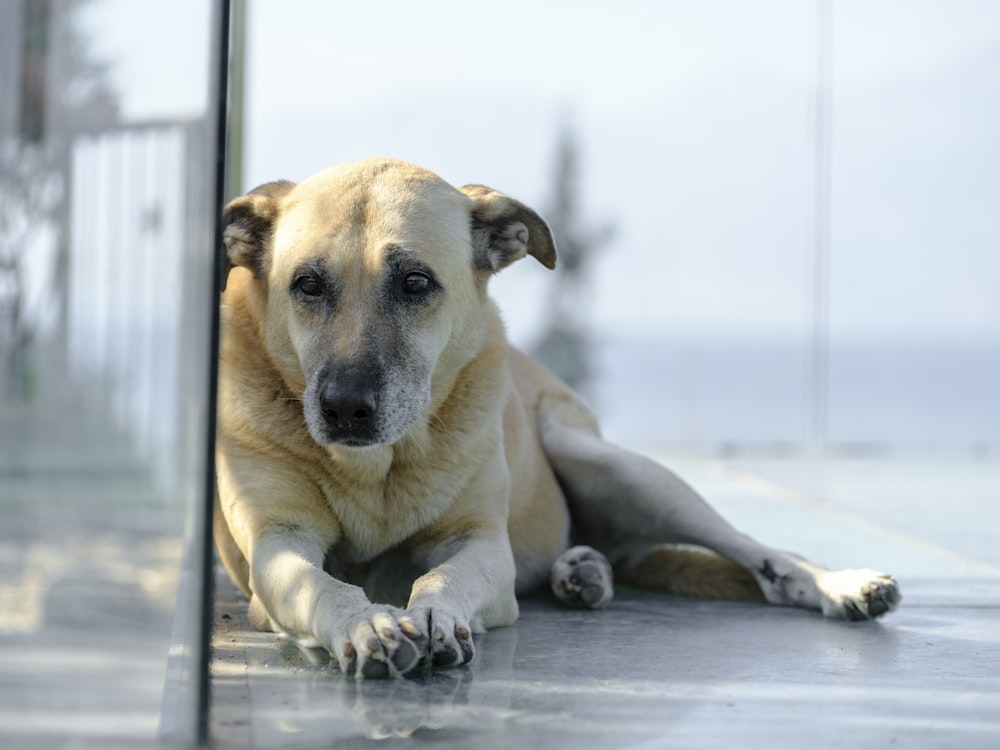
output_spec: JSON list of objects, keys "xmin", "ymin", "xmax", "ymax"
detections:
[
  {"xmin": 401, "ymin": 271, "xmax": 431, "ymax": 295},
  {"xmin": 294, "ymin": 275, "xmax": 323, "ymax": 297}
]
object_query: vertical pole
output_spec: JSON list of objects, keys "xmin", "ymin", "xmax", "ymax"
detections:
[
  {"xmin": 810, "ymin": 0, "xmax": 832, "ymax": 457},
  {"xmin": 198, "ymin": 0, "xmax": 231, "ymax": 744}
]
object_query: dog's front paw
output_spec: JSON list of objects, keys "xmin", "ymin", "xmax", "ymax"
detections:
[
  {"xmin": 818, "ymin": 569, "xmax": 901, "ymax": 620},
  {"xmin": 550, "ymin": 545, "xmax": 614, "ymax": 609},
  {"xmin": 333, "ymin": 605, "xmax": 428, "ymax": 678},
  {"xmin": 406, "ymin": 606, "xmax": 476, "ymax": 669}
]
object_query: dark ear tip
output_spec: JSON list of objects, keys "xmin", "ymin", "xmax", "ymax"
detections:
[
  {"xmin": 529, "ymin": 219, "xmax": 558, "ymax": 269},
  {"xmin": 218, "ymin": 259, "xmax": 231, "ymax": 293}
]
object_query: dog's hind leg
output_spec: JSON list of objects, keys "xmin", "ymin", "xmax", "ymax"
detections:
[{"xmin": 536, "ymin": 393, "xmax": 900, "ymax": 620}]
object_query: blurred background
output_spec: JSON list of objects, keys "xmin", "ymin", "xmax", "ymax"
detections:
[
  {"xmin": 1, "ymin": 0, "xmax": 998, "ymax": 746},
  {"xmin": 6, "ymin": 0, "xmax": 1000, "ymax": 458},
  {"xmin": 87, "ymin": 0, "xmax": 1000, "ymax": 455}
]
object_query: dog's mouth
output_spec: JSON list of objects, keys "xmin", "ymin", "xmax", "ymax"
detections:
[
  {"xmin": 326, "ymin": 433, "xmax": 382, "ymax": 448},
  {"xmin": 305, "ymin": 412, "xmax": 417, "ymax": 449},
  {"xmin": 305, "ymin": 411, "xmax": 385, "ymax": 448}
]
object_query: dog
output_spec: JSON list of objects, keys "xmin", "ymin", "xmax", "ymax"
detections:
[{"xmin": 214, "ymin": 157, "xmax": 900, "ymax": 678}]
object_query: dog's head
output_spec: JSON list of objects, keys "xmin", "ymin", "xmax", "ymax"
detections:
[{"xmin": 222, "ymin": 158, "xmax": 556, "ymax": 448}]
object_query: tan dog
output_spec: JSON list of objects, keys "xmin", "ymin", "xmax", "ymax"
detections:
[{"xmin": 214, "ymin": 158, "xmax": 900, "ymax": 678}]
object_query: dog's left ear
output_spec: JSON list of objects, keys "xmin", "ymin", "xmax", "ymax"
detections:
[{"xmin": 461, "ymin": 184, "xmax": 557, "ymax": 273}]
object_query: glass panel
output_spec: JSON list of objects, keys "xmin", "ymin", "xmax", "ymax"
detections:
[
  {"xmin": 0, "ymin": 1, "xmax": 225, "ymax": 746},
  {"xmin": 242, "ymin": 1, "xmax": 1000, "ymax": 456}
]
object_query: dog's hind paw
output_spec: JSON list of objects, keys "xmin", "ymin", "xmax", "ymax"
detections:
[
  {"xmin": 550, "ymin": 545, "xmax": 614, "ymax": 609},
  {"xmin": 818, "ymin": 569, "xmax": 901, "ymax": 620}
]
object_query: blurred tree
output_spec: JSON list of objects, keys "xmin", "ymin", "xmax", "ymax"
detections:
[
  {"xmin": 0, "ymin": 0, "xmax": 119, "ymax": 397},
  {"xmin": 529, "ymin": 125, "xmax": 614, "ymax": 397}
]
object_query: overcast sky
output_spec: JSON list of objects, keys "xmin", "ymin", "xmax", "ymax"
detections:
[{"xmin": 89, "ymin": 0, "xmax": 1000, "ymax": 348}]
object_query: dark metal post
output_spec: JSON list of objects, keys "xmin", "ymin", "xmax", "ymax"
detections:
[{"xmin": 196, "ymin": 0, "xmax": 233, "ymax": 743}]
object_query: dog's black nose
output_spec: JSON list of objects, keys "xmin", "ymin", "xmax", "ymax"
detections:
[{"xmin": 319, "ymin": 383, "xmax": 378, "ymax": 437}]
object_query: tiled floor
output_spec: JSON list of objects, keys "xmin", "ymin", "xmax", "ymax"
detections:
[
  {"xmin": 208, "ymin": 453, "xmax": 1000, "ymax": 750},
  {"xmin": 0, "ymin": 386, "xmax": 184, "ymax": 750}
]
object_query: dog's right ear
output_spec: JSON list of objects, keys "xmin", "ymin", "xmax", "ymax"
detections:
[{"xmin": 222, "ymin": 180, "xmax": 296, "ymax": 282}]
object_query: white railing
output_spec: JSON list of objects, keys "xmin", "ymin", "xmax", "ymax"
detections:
[{"xmin": 67, "ymin": 125, "xmax": 198, "ymax": 492}]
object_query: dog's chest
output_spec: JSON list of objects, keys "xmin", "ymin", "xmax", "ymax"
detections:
[
  {"xmin": 319, "ymin": 469, "xmax": 458, "ymax": 566},
  {"xmin": 315, "ymin": 421, "xmax": 496, "ymax": 567}
]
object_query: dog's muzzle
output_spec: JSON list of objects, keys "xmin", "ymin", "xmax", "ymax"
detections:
[{"xmin": 304, "ymin": 363, "xmax": 383, "ymax": 446}]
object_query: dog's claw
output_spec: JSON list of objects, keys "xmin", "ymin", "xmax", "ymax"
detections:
[
  {"xmin": 335, "ymin": 605, "xmax": 476, "ymax": 677},
  {"xmin": 334, "ymin": 606, "xmax": 428, "ymax": 678}
]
